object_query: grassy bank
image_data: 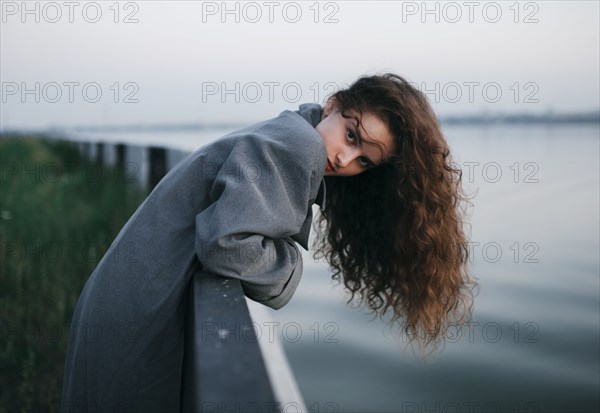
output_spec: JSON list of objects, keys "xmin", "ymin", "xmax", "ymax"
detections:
[{"xmin": 0, "ymin": 136, "xmax": 147, "ymax": 412}]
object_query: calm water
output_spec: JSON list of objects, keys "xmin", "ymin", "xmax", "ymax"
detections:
[{"xmin": 74, "ymin": 124, "xmax": 599, "ymax": 412}]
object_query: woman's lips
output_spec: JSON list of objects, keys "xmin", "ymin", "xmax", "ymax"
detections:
[{"xmin": 326, "ymin": 159, "xmax": 335, "ymax": 172}]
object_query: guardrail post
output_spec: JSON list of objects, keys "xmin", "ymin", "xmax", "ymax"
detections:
[
  {"xmin": 96, "ymin": 142, "xmax": 104, "ymax": 167},
  {"xmin": 148, "ymin": 146, "xmax": 167, "ymax": 191},
  {"xmin": 116, "ymin": 143, "xmax": 126, "ymax": 171}
]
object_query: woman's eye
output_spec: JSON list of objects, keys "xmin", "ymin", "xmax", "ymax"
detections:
[
  {"xmin": 359, "ymin": 157, "xmax": 372, "ymax": 168},
  {"xmin": 346, "ymin": 129, "xmax": 357, "ymax": 143}
]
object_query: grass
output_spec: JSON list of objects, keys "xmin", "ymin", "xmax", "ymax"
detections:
[{"xmin": 0, "ymin": 135, "xmax": 147, "ymax": 412}]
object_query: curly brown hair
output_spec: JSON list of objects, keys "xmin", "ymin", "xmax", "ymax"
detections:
[{"xmin": 312, "ymin": 73, "xmax": 478, "ymax": 352}]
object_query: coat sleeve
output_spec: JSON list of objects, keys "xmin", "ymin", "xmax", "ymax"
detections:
[{"xmin": 194, "ymin": 134, "xmax": 313, "ymax": 310}]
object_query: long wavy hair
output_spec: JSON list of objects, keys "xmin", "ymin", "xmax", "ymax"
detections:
[{"xmin": 312, "ymin": 73, "xmax": 478, "ymax": 352}]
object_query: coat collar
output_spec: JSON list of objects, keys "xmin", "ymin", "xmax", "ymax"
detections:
[{"xmin": 295, "ymin": 103, "xmax": 327, "ymax": 211}]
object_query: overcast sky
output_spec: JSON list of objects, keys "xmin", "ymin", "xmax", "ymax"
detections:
[{"xmin": 1, "ymin": 0, "xmax": 599, "ymax": 129}]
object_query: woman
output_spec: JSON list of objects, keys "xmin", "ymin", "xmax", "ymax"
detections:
[{"xmin": 61, "ymin": 73, "xmax": 476, "ymax": 411}]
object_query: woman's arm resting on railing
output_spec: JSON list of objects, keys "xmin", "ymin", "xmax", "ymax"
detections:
[{"xmin": 194, "ymin": 134, "xmax": 312, "ymax": 310}]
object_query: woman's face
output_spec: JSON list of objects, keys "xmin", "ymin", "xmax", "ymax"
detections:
[{"xmin": 316, "ymin": 101, "xmax": 394, "ymax": 177}]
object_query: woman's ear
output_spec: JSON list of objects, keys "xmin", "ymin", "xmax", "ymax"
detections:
[{"xmin": 323, "ymin": 96, "xmax": 338, "ymax": 118}]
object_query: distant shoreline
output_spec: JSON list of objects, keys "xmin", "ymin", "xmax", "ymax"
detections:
[
  {"xmin": 439, "ymin": 112, "xmax": 600, "ymax": 125},
  {"xmin": 1, "ymin": 112, "xmax": 598, "ymax": 135}
]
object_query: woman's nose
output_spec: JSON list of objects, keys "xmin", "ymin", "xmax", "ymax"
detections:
[{"xmin": 336, "ymin": 147, "xmax": 360, "ymax": 167}]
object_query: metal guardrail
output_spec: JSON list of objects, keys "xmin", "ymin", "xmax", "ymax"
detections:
[
  {"xmin": 182, "ymin": 268, "xmax": 279, "ymax": 412},
  {"xmin": 79, "ymin": 141, "xmax": 176, "ymax": 192}
]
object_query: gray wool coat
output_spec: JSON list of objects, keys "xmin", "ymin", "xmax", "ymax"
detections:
[{"xmin": 60, "ymin": 103, "xmax": 327, "ymax": 411}]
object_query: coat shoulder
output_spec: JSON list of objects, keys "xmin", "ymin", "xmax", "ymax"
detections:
[{"xmin": 221, "ymin": 109, "xmax": 327, "ymax": 178}]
